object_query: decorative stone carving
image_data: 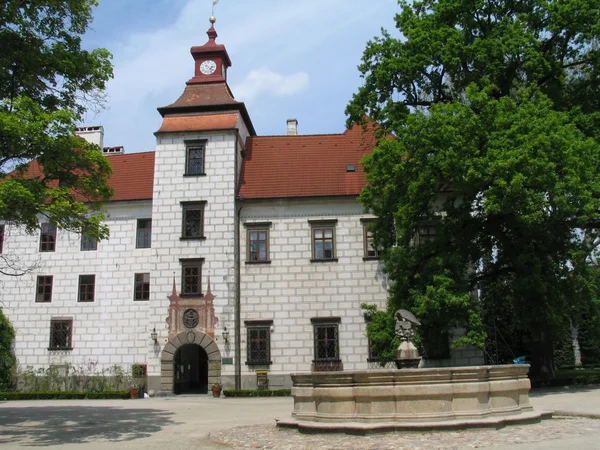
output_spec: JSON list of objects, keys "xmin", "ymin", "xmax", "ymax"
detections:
[
  {"xmin": 165, "ymin": 276, "xmax": 219, "ymax": 339},
  {"xmin": 183, "ymin": 309, "xmax": 200, "ymax": 328},
  {"xmin": 394, "ymin": 309, "xmax": 421, "ymax": 369},
  {"xmin": 394, "ymin": 309, "xmax": 420, "ymax": 342}
]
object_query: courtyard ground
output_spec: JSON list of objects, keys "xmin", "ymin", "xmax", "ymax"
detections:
[{"xmin": 0, "ymin": 387, "xmax": 599, "ymax": 449}]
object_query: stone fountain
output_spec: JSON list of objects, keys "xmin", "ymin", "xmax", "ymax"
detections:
[{"xmin": 277, "ymin": 310, "xmax": 549, "ymax": 433}]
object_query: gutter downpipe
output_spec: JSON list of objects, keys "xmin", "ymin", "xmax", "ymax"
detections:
[{"xmin": 234, "ymin": 132, "xmax": 242, "ymax": 390}]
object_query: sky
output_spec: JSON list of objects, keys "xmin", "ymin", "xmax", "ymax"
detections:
[{"xmin": 81, "ymin": 0, "xmax": 400, "ymax": 152}]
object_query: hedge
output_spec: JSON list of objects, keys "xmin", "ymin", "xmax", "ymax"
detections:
[
  {"xmin": 222, "ymin": 389, "xmax": 291, "ymax": 397},
  {"xmin": 0, "ymin": 391, "xmax": 130, "ymax": 400}
]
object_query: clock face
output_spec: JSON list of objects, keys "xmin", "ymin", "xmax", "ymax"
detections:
[{"xmin": 200, "ymin": 60, "xmax": 217, "ymax": 75}]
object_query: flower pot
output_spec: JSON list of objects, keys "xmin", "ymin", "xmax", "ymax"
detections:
[
  {"xmin": 211, "ymin": 387, "xmax": 222, "ymax": 398},
  {"xmin": 129, "ymin": 388, "xmax": 139, "ymax": 399}
]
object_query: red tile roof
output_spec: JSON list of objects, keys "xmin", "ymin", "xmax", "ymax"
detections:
[
  {"xmin": 157, "ymin": 113, "xmax": 239, "ymax": 133},
  {"xmin": 159, "ymin": 83, "xmax": 240, "ymax": 111},
  {"xmin": 238, "ymin": 124, "xmax": 378, "ymax": 199},
  {"xmin": 17, "ymin": 151, "xmax": 155, "ymax": 203},
  {"xmin": 107, "ymin": 152, "xmax": 154, "ymax": 201}
]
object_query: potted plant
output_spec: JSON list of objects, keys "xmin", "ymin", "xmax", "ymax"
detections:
[
  {"xmin": 128, "ymin": 383, "xmax": 140, "ymax": 399},
  {"xmin": 211, "ymin": 383, "xmax": 223, "ymax": 398}
]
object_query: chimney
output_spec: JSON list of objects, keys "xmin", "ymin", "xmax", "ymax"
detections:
[
  {"xmin": 76, "ymin": 126, "xmax": 104, "ymax": 149},
  {"xmin": 286, "ymin": 118, "xmax": 298, "ymax": 136}
]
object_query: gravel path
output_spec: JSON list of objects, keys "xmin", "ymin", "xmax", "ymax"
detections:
[{"xmin": 210, "ymin": 416, "xmax": 600, "ymax": 449}]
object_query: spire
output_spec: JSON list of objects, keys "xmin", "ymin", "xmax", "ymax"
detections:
[{"xmin": 207, "ymin": 16, "xmax": 217, "ymax": 43}]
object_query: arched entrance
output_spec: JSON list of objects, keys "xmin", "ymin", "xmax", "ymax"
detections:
[
  {"xmin": 159, "ymin": 330, "xmax": 222, "ymax": 395},
  {"xmin": 174, "ymin": 344, "xmax": 209, "ymax": 394}
]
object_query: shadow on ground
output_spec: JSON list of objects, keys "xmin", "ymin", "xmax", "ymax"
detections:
[{"xmin": 0, "ymin": 405, "xmax": 179, "ymax": 446}]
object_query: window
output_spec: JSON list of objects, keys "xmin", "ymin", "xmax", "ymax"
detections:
[
  {"xmin": 78, "ymin": 275, "xmax": 95, "ymax": 302},
  {"xmin": 245, "ymin": 222, "xmax": 271, "ymax": 263},
  {"xmin": 361, "ymin": 219, "xmax": 380, "ymax": 259},
  {"xmin": 181, "ymin": 202, "xmax": 206, "ymax": 239},
  {"xmin": 40, "ymin": 223, "xmax": 57, "ymax": 252},
  {"xmin": 311, "ymin": 317, "xmax": 342, "ymax": 371},
  {"xmin": 245, "ymin": 321, "xmax": 272, "ymax": 365},
  {"xmin": 49, "ymin": 319, "xmax": 72, "ymax": 350},
  {"xmin": 36, "ymin": 276, "xmax": 53, "ymax": 303},
  {"xmin": 134, "ymin": 273, "xmax": 150, "ymax": 301},
  {"xmin": 136, "ymin": 219, "xmax": 152, "ymax": 248},
  {"xmin": 185, "ymin": 140, "xmax": 206, "ymax": 175},
  {"xmin": 81, "ymin": 234, "xmax": 97, "ymax": 251},
  {"xmin": 180, "ymin": 259, "xmax": 204, "ymax": 296},
  {"xmin": 309, "ymin": 220, "xmax": 337, "ymax": 262},
  {"xmin": 0, "ymin": 224, "xmax": 4, "ymax": 253}
]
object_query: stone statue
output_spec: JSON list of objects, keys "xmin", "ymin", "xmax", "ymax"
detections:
[{"xmin": 394, "ymin": 309, "xmax": 421, "ymax": 369}]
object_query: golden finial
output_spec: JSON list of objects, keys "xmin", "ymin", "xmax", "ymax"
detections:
[{"xmin": 209, "ymin": 16, "xmax": 216, "ymax": 24}]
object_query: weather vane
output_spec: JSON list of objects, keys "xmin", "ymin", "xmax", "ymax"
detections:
[{"xmin": 211, "ymin": 0, "xmax": 219, "ymax": 19}]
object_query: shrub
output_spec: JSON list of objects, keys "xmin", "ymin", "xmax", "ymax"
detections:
[
  {"xmin": 0, "ymin": 391, "xmax": 130, "ymax": 400},
  {"xmin": 222, "ymin": 389, "xmax": 291, "ymax": 397},
  {"xmin": 0, "ymin": 308, "xmax": 16, "ymax": 391}
]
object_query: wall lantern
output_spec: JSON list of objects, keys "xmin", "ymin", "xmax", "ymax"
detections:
[
  {"xmin": 222, "ymin": 326, "xmax": 230, "ymax": 344},
  {"xmin": 150, "ymin": 327, "xmax": 158, "ymax": 343}
]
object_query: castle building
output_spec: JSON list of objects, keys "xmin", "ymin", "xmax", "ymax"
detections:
[{"xmin": 0, "ymin": 19, "xmax": 482, "ymax": 394}]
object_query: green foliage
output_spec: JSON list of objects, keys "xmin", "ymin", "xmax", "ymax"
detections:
[
  {"xmin": 0, "ymin": 391, "xmax": 130, "ymax": 401},
  {"xmin": 362, "ymin": 304, "xmax": 398, "ymax": 364},
  {"xmin": 16, "ymin": 361, "xmax": 130, "ymax": 393},
  {"xmin": 0, "ymin": 308, "xmax": 16, "ymax": 390},
  {"xmin": 222, "ymin": 389, "xmax": 291, "ymax": 397},
  {"xmin": 0, "ymin": 0, "xmax": 114, "ymax": 266},
  {"xmin": 347, "ymin": 0, "xmax": 600, "ymax": 376}
]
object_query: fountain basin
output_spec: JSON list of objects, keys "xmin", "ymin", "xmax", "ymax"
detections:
[{"xmin": 277, "ymin": 365, "xmax": 549, "ymax": 433}]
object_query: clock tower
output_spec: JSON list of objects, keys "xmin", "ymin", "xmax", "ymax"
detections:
[{"xmin": 187, "ymin": 16, "xmax": 231, "ymax": 84}]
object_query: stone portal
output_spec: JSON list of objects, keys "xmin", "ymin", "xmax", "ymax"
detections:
[{"xmin": 160, "ymin": 330, "xmax": 221, "ymax": 394}]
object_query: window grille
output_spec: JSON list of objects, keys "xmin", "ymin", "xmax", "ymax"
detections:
[
  {"xmin": 186, "ymin": 142, "xmax": 206, "ymax": 175},
  {"xmin": 180, "ymin": 259, "xmax": 204, "ymax": 296},
  {"xmin": 49, "ymin": 319, "xmax": 72, "ymax": 350},
  {"xmin": 311, "ymin": 318, "xmax": 342, "ymax": 371},
  {"xmin": 183, "ymin": 206, "xmax": 204, "ymax": 238},
  {"xmin": 247, "ymin": 326, "xmax": 271, "ymax": 364}
]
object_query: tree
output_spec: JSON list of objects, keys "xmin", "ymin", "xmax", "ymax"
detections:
[
  {"xmin": 0, "ymin": 0, "xmax": 114, "ymax": 275},
  {"xmin": 0, "ymin": 307, "xmax": 16, "ymax": 390},
  {"xmin": 348, "ymin": 0, "xmax": 600, "ymax": 378}
]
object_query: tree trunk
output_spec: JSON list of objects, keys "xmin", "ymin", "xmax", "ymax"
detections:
[{"xmin": 529, "ymin": 338, "xmax": 555, "ymax": 380}]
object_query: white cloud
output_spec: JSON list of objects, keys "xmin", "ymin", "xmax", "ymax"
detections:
[{"xmin": 231, "ymin": 68, "xmax": 309, "ymax": 103}]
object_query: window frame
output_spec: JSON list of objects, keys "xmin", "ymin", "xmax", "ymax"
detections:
[
  {"xmin": 80, "ymin": 233, "xmax": 98, "ymax": 251},
  {"xmin": 36, "ymin": 275, "xmax": 53, "ymax": 303},
  {"xmin": 309, "ymin": 219, "xmax": 338, "ymax": 262},
  {"xmin": 136, "ymin": 218, "xmax": 152, "ymax": 248},
  {"xmin": 184, "ymin": 139, "xmax": 207, "ymax": 176},
  {"xmin": 180, "ymin": 258, "xmax": 204, "ymax": 297},
  {"xmin": 0, "ymin": 224, "xmax": 4, "ymax": 253},
  {"xmin": 39, "ymin": 222, "xmax": 57, "ymax": 252},
  {"xmin": 134, "ymin": 273, "xmax": 150, "ymax": 301},
  {"xmin": 181, "ymin": 201, "xmax": 206, "ymax": 240},
  {"xmin": 78, "ymin": 274, "xmax": 96, "ymax": 302},
  {"xmin": 311, "ymin": 317, "xmax": 342, "ymax": 371},
  {"xmin": 361, "ymin": 218, "xmax": 380, "ymax": 260},
  {"xmin": 49, "ymin": 318, "xmax": 73, "ymax": 351},
  {"xmin": 245, "ymin": 222, "xmax": 271, "ymax": 264},
  {"xmin": 245, "ymin": 320, "xmax": 273, "ymax": 365}
]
